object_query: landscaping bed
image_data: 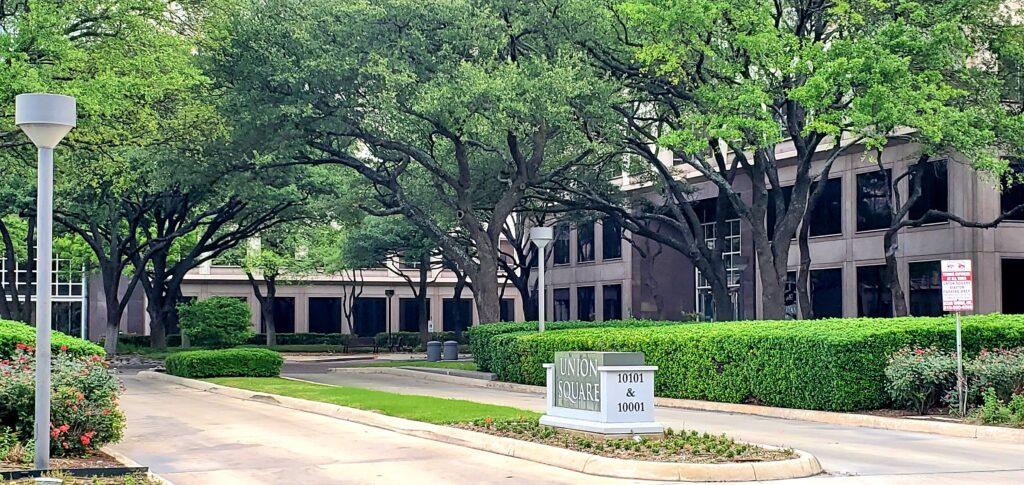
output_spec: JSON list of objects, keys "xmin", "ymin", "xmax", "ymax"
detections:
[{"xmin": 454, "ymin": 419, "xmax": 794, "ymax": 464}]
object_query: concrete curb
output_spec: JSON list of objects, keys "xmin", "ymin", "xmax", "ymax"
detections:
[
  {"xmin": 332, "ymin": 367, "xmax": 1024, "ymax": 444},
  {"xmin": 137, "ymin": 371, "xmax": 821, "ymax": 482},
  {"xmin": 101, "ymin": 447, "xmax": 175, "ymax": 485}
]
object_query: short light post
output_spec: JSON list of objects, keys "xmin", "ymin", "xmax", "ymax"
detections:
[
  {"xmin": 385, "ymin": 289, "xmax": 395, "ymax": 350},
  {"xmin": 15, "ymin": 93, "xmax": 77, "ymax": 470},
  {"xmin": 530, "ymin": 227, "xmax": 553, "ymax": 332}
]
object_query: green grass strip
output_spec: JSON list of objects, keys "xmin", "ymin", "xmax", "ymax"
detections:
[
  {"xmin": 356, "ymin": 360, "xmax": 479, "ymax": 371},
  {"xmin": 205, "ymin": 377, "xmax": 538, "ymax": 424}
]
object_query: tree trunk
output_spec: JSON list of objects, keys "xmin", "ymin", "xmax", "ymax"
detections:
[
  {"xmin": 712, "ymin": 278, "xmax": 734, "ymax": 322},
  {"xmin": 262, "ymin": 305, "xmax": 276, "ymax": 346},
  {"xmin": 797, "ymin": 214, "xmax": 814, "ymax": 320},
  {"xmin": 147, "ymin": 304, "xmax": 167, "ymax": 351},
  {"xmin": 884, "ymin": 229, "xmax": 909, "ymax": 316},
  {"xmin": 101, "ymin": 271, "xmax": 121, "ymax": 356},
  {"xmin": 452, "ymin": 277, "xmax": 466, "ymax": 342}
]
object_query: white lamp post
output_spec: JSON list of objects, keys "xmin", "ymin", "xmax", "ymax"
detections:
[
  {"xmin": 15, "ymin": 93, "xmax": 76, "ymax": 470},
  {"xmin": 529, "ymin": 227, "xmax": 553, "ymax": 332}
]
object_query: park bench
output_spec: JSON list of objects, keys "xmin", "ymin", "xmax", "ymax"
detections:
[{"xmin": 344, "ymin": 336, "xmax": 378, "ymax": 353}]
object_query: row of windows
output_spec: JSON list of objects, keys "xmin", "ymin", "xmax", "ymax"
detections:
[
  {"xmin": 0, "ymin": 258, "xmax": 84, "ymax": 297},
  {"xmin": 201, "ymin": 296, "xmax": 516, "ymax": 337},
  {"xmin": 785, "ymin": 261, "xmax": 945, "ymax": 319},
  {"xmin": 552, "ymin": 284, "xmax": 623, "ymax": 322},
  {"xmin": 552, "ymin": 219, "xmax": 622, "ymax": 265}
]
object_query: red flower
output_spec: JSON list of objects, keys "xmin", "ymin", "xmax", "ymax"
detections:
[
  {"xmin": 80, "ymin": 435, "xmax": 91, "ymax": 446},
  {"xmin": 60, "ymin": 345, "xmax": 68, "ymax": 352},
  {"xmin": 485, "ymin": 416, "xmax": 492, "ymax": 425},
  {"xmin": 60, "ymin": 424, "xmax": 70, "ymax": 432},
  {"xmin": 15, "ymin": 343, "xmax": 26, "ymax": 350},
  {"xmin": 76, "ymin": 392, "xmax": 85, "ymax": 401}
]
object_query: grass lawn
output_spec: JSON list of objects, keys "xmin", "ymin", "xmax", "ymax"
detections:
[
  {"xmin": 357, "ymin": 360, "xmax": 479, "ymax": 371},
  {"xmin": 206, "ymin": 377, "xmax": 538, "ymax": 424}
]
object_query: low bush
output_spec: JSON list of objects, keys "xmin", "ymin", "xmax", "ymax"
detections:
[
  {"xmin": 177, "ymin": 297, "xmax": 253, "ymax": 348},
  {"xmin": 974, "ymin": 388, "xmax": 1024, "ymax": 427},
  {"xmin": 165, "ymin": 348, "xmax": 283, "ymax": 378},
  {"xmin": 965, "ymin": 348, "xmax": 1024, "ymax": 404},
  {"xmin": 479, "ymin": 314, "xmax": 1024, "ymax": 411},
  {"xmin": 467, "ymin": 320, "xmax": 689, "ymax": 372},
  {"xmin": 0, "ymin": 320, "xmax": 105, "ymax": 359},
  {"xmin": 884, "ymin": 347, "xmax": 957, "ymax": 414},
  {"xmin": 374, "ymin": 331, "xmax": 461, "ymax": 351},
  {"xmin": 0, "ymin": 346, "xmax": 124, "ymax": 456},
  {"xmin": 246, "ymin": 332, "xmax": 349, "ymax": 346}
]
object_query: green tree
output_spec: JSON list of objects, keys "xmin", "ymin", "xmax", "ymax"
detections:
[{"xmin": 211, "ymin": 0, "xmax": 621, "ymax": 323}]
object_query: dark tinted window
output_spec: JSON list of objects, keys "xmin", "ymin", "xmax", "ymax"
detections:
[
  {"xmin": 553, "ymin": 224, "xmax": 570, "ymax": 265},
  {"xmin": 909, "ymin": 261, "xmax": 943, "ymax": 317},
  {"xmin": 577, "ymin": 286, "xmax": 595, "ymax": 321},
  {"xmin": 603, "ymin": 284, "xmax": 622, "ymax": 321},
  {"xmin": 399, "ymin": 298, "xmax": 430, "ymax": 332},
  {"xmin": 499, "ymin": 299, "xmax": 516, "ymax": 322},
  {"xmin": 857, "ymin": 265, "xmax": 892, "ymax": 318},
  {"xmin": 353, "ymin": 297, "xmax": 386, "ymax": 336},
  {"xmin": 1001, "ymin": 160, "xmax": 1024, "ymax": 221},
  {"xmin": 442, "ymin": 298, "xmax": 472, "ymax": 333},
  {"xmin": 602, "ymin": 219, "xmax": 622, "ymax": 260},
  {"xmin": 765, "ymin": 180, "xmax": 840, "ymax": 239},
  {"xmin": 308, "ymin": 297, "xmax": 341, "ymax": 333},
  {"xmin": 857, "ymin": 170, "xmax": 892, "ymax": 231},
  {"xmin": 810, "ymin": 268, "xmax": 843, "ymax": 319},
  {"xmin": 908, "ymin": 160, "xmax": 948, "ymax": 223},
  {"xmin": 577, "ymin": 222, "xmax": 595, "ymax": 263},
  {"xmin": 262, "ymin": 297, "xmax": 295, "ymax": 333},
  {"xmin": 553, "ymin": 288, "xmax": 570, "ymax": 321}
]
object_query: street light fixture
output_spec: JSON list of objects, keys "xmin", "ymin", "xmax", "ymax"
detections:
[
  {"xmin": 15, "ymin": 93, "xmax": 77, "ymax": 470},
  {"xmin": 529, "ymin": 227, "xmax": 553, "ymax": 332},
  {"xmin": 384, "ymin": 289, "xmax": 395, "ymax": 350}
]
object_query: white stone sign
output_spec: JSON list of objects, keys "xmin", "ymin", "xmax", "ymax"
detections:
[{"xmin": 539, "ymin": 351, "xmax": 663, "ymax": 436}]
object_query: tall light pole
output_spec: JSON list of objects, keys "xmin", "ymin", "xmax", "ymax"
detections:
[
  {"xmin": 529, "ymin": 227, "xmax": 553, "ymax": 332},
  {"xmin": 15, "ymin": 93, "xmax": 77, "ymax": 470}
]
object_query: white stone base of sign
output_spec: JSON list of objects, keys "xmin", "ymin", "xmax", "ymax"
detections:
[{"xmin": 539, "ymin": 414, "xmax": 664, "ymax": 435}]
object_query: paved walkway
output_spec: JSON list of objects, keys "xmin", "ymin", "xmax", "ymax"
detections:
[{"xmin": 289, "ymin": 370, "xmax": 1024, "ymax": 482}]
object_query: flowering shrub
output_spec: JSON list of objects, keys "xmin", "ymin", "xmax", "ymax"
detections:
[
  {"xmin": 884, "ymin": 347, "xmax": 957, "ymax": 414},
  {"xmin": 965, "ymin": 348, "xmax": 1024, "ymax": 404},
  {"xmin": 0, "ymin": 345, "xmax": 124, "ymax": 456},
  {"xmin": 0, "ymin": 319, "xmax": 104, "ymax": 359}
]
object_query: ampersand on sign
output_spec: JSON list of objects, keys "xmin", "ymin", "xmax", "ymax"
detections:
[{"xmin": 626, "ymin": 388, "xmax": 635, "ymax": 398}]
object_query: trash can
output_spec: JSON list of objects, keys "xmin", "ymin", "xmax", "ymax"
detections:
[
  {"xmin": 426, "ymin": 341, "xmax": 442, "ymax": 361},
  {"xmin": 442, "ymin": 340, "xmax": 459, "ymax": 361}
]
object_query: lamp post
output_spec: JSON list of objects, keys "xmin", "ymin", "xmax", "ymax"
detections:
[
  {"xmin": 384, "ymin": 289, "xmax": 395, "ymax": 349},
  {"xmin": 15, "ymin": 93, "xmax": 77, "ymax": 470},
  {"xmin": 529, "ymin": 227, "xmax": 553, "ymax": 332}
]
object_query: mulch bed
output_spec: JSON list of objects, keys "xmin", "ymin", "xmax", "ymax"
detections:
[
  {"xmin": 452, "ymin": 419, "xmax": 795, "ymax": 464},
  {"xmin": 1, "ymin": 450, "xmax": 123, "ymax": 472}
]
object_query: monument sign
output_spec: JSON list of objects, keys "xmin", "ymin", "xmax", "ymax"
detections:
[{"xmin": 540, "ymin": 351, "xmax": 664, "ymax": 436}]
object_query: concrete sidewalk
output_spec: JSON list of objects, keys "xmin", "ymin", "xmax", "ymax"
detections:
[{"xmin": 289, "ymin": 370, "xmax": 1024, "ymax": 482}]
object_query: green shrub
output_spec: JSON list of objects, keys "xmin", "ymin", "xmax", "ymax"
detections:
[
  {"xmin": 177, "ymin": 297, "xmax": 253, "ymax": 348},
  {"xmin": 374, "ymin": 332, "xmax": 462, "ymax": 351},
  {"xmin": 965, "ymin": 348, "xmax": 1024, "ymax": 404},
  {"xmin": 467, "ymin": 320, "xmax": 688, "ymax": 372},
  {"xmin": 165, "ymin": 348, "xmax": 283, "ymax": 378},
  {"xmin": 247, "ymin": 332, "xmax": 349, "ymax": 346},
  {"xmin": 0, "ymin": 320, "xmax": 105, "ymax": 359},
  {"xmin": 884, "ymin": 347, "xmax": 957, "ymax": 414},
  {"xmin": 974, "ymin": 388, "xmax": 1024, "ymax": 427},
  {"xmin": 479, "ymin": 315, "xmax": 1024, "ymax": 411},
  {"xmin": 0, "ymin": 346, "xmax": 124, "ymax": 456}
]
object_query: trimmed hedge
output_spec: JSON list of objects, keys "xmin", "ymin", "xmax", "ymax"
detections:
[
  {"xmin": 480, "ymin": 315, "xmax": 1024, "ymax": 411},
  {"xmin": 0, "ymin": 319, "xmax": 105, "ymax": 358},
  {"xmin": 164, "ymin": 348, "xmax": 283, "ymax": 378},
  {"xmin": 246, "ymin": 332, "xmax": 349, "ymax": 346},
  {"xmin": 467, "ymin": 320, "xmax": 689, "ymax": 372}
]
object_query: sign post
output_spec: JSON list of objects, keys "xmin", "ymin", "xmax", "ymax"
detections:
[{"xmin": 941, "ymin": 259, "xmax": 974, "ymax": 416}]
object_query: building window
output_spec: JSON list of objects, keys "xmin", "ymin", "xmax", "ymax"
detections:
[
  {"xmin": 0, "ymin": 257, "xmax": 83, "ymax": 297},
  {"xmin": 553, "ymin": 224, "xmax": 570, "ymax": 265},
  {"xmin": 1001, "ymin": 160, "xmax": 1024, "ymax": 221},
  {"xmin": 553, "ymin": 288, "xmax": 570, "ymax": 321},
  {"xmin": 766, "ymin": 179, "xmax": 842, "ymax": 238},
  {"xmin": 52, "ymin": 301, "xmax": 82, "ymax": 337},
  {"xmin": 499, "ymin": 299, "xmax": 515, "ymax": 322},
  {"xmin": 908, "ymin": 261, "xmax": 943, "ymax": 317},
  {"xmin": 602, "ymin": 218, "xmax": 622, "ymax": 260},
  {"xmin": 785, "ymin": 272, "xmax": 798, "ymax": 320},
  {"xmin": 695, "ymin": 218, "xmax": 741, "ymax": 321},
  {"xmin": 857, "ymin": 170, "xmax": 892, "ymax": 232},
  {"xmin": 399, "ymin": 298, "xmax": 430, "ymax": 332},
  {"xmin": 602, "ymin": 284, "xmax": 622, "ymax": 321},
  {"xmin": 577, "ymin": 286, "xmax": 595, "ymax": 321},
  {"xmin": 908, "ymin": 160, "xmax": 949, "ymax": 224},
  {"xmin": 308, "ymin": 297, "xmax": 341, "ymax": 333},
  {"xmin": 857, "ymin": 265, "xmax": 892, "ymax": 318},
  {"xmin": 262, "ymin": 297, "xmax": 295, "ymax": 333},
  {"xmin": 442, "ymin": 298, "xmax": 473, "ymax": 333},
  {"xmin": 577, "ymin": 222, "xmax": 595, "ymax": 263},
  {"xmin": 353, "ymin": 297, "xmax": 386, "ymax": 336},
  {"xmin": 810, "ymin": 268, "xmax": 843, "ymax": 319}
]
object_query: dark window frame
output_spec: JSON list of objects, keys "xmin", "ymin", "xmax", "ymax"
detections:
[
  {"xmin": 553, "ymin": 288, "xmax": 570, "ymax": 321},
  {"xmin": 907, "ymin": 159, "xmax": 949, "ymax": 224},
  {"xmin": 602, "ymin": 284, "xmax": 622, "ymax": 321},
  {"xmin": 576, "ymin": 222, "xmax": 595, "ymax": 263},
  {"xmin": 856, "ymin": 169, "xmax": 893, "ymax": 232},
  {"xmin": 1001, "ymin": 159, "xmax": 1024, "ymax": 222},
  {"xmin": 602, "ymin": 218, "xmax": 622, "ymax": 260},
  {"xmin": 577, "ymin": 286, "xmax": 596, "ymax": 321},
  {"xmin": 810, "ymin": 268, "xmax": 843, "ymax": 319},
  {"xmin": 856, "ymin": 265, "xmax": 893, "ymax": 318},
  {"xmin": 908, "ymin": 261, "xmax": 943, "ymax": 317},
  {"xmin": 553, "ymin": 224, "xmax": 570, "ymax": 265}
]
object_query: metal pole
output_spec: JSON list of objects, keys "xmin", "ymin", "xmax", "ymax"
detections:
[
  {"xmin": 537, "ymin": 247, "xmax": 546, "ymax": 332},
  {"xmin": 956, "ymin": 311, "xmax": 965, "ymax": 416},
  {"xmin": 34, "ymin": 146, "xmax": 54, "ymax": 470}
]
